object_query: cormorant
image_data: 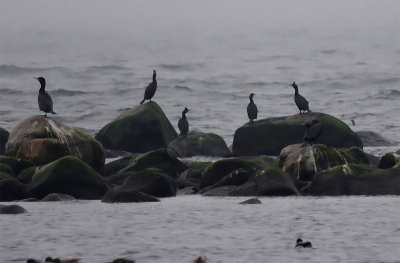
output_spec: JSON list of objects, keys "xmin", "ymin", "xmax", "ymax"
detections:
[
  {"xmin": 178, "ymin": 107, "xmax": 190, "ymax": 136},
  {"xmin": 247, "ymin": 93, "xmax": 258, "ymax": 123},
  {"xmin": 290, "ymin": 82, "xmax": 310, "ymax": 114},
  {"xmin": 140, "ymin": 70, "xmax": 157, "ymax": 104},
  {"xmin": 295, "ymin": 238, "xmax": 312, "ymax": 248},
  {"xmin": 35, "ymin": 77, "xmax": 56, "ymax": 116},
  {"xmin": 302, "ymin": 119, "xmax": 323, "ymax": 146}
]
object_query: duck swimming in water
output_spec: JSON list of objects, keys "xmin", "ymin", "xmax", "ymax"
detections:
[
  {"xmin": 140, "ymin": 70, "xmax": 157, "ymax": 104},
  {"xmin": 178, "ymin": 107, "xmax": 190, "ymax": 136},
  {"xmin": 36, "ymin": 77, "xmax": 56, "ymax": 116},
  {"xmin": 290, "ymin": 82, "xmax": 310, "ymax": 114},
  {"xmin": 247, "ymin": 93, "xmax": 258, "ymax": 123},
  {"xmin": 302, "ymin": 119, "xmax": 323, "ymax": 147},
  {"xmin": 295, "ymin": 238, "xmax": 312, "ymax": 248}
]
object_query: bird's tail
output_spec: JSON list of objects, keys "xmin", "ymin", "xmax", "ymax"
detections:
[
  {"xmin": 308, "ymin": 109, "xmax": 312, "ymax": 112},
  {"xmin": 51, "ymin": 110, "xmax": 57, "ymax": 115},
  {"xmin": 140, "ymin": 98, "xmax": 145, "ymax": 104}
]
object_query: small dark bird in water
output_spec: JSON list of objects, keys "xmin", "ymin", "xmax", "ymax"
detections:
[
  {"xmin": 140, "ymin": 70, "xmax": 157, "ymax": 104},
  {"xmin": 178, "ymin": 107, "xmax": 190, "ymax": 136},
  {"xmin": 290, "ymin": 82, "xmax": 310, "ymax": 114},
  {"xmin": 36, "ymin": 77, "xmax": 56, "ymax": 116},
  {"xmin": 351, "ymin": 119, "xmax": 355, "ymax": 126},
  {"xmin": 247, "ymin": 93, "xmax": 258, "ymax": 123},
  {"xmin": 44, "ymin": 257, "xmax": 80, "ymax": 263},
  {"xmin": 295, "ymin": 238, "xmax": 312, "ymax": 248},
  {"xmin": 302, "ymin": 119, "xmax": 323, "ymax": 147}
]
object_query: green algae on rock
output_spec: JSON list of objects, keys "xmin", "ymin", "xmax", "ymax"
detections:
[
  {"xmin": 16, "ymin": 138, "xmax": 70, "ymax": 165},
  {"xmin": 232, "ymin": 112, "xmax": 362, "ymax": 156},
  {"xmin": 0, "ymin": 127, "xmax": 9, "ymax": 155},
  {"xmin": 0, "ymin": 155, "xmax": 34, "ymax": 176},
  {"xmin": 378, "ymin": 152, "xmax": 400, "ymax": 169},
  {"xmin": 27, "ymin": 156, "xmax": 109, "ymax": 199},
  {"xmin": 95, "ymin": 102, "xmax": 177, "ymax": 153},
  {"xmin": 167, "ymin": 131, "xmax": 230, "ymax": 157}
]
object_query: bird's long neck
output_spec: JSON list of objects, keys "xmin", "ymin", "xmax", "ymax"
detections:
[
  {"xmin": 293, "ymin": 86, "xmax": 298, "ymax": 96},
  {"xmin": 250, "ymin": 97, "xmax": 254, "ymax": 103},
  {"xmin": 39, "ymin": 82, "xmax": 46, "ymax": 93},
  {"xmin": 182, "ymin": 112, "xmax": 186, "ymax": 118},
  {"xmin": 153, "ymin": 75, "xmax": 157, "ymax": 83}
]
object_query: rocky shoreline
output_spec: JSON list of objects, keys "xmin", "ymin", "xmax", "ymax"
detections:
[{"xmin": 1, "ymin": 102, "xmax": 399, "ymax": 205}]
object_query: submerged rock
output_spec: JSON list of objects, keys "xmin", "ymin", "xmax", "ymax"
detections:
[
  {"xmin": 41, "ymin": 193, "xmax": 75, "ymax": 201},
  {"xmin": 310, "ymin": 164, "xmax": 400, "ymax": 195},
  {"xmin": 120, "ymin": 168, "xmax": 176, "ymax": 197},
  {"xmin": 0, "ymin": 127, "xmax": 9, "ymax": 155},
  {"xmin": 232, "ymin": 112, "xmax": 362, "ymax": 156},
  {"xmin": 279, "ymin": 144, "xmax": 369, "ymax": 181},
  {"xmin": 27, "ymin": 156, "xmax": 109, "ymax": 200},
  {"xmin": 5, "ymin": 116, "xmax": 105, "ymax": 171},
  {"xmin": 378, "ymin": 152, "xmax": 400, "ymax": 169},
  {"xmin": 356, "ymin": 131, "xmax": 397, "ymax": 147},
  {"xmin": 167, "ymin": 131, "xmax": 230, "ymax": 157},
  {"xmin": 102, "ymin": 188, "xmax": 160, "ymax": 203},
  {"xmin": 0, "ymin": 204, "xmax": 27, "ymax": 214},
  {"xmin": 239, "ymin": 198, "xmax": 262, "ymax": 204},
  {"xmin": 96, "ymin": 102, "xmax": 177, "ymax": 153}
]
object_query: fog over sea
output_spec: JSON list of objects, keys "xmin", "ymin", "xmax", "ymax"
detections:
[{"xmin": 1, "ymin": 1, "xmax": 399, "ymax": 262}]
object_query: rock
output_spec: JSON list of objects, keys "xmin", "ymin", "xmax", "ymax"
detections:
[
  {"xmin": 19, "ymin": 198, "xmax": 39, "ymax": 202},
  {"xmin": 0, "ymin": 127, "xmax": 9, "ymax": 155},
  {"xmin": 41, "ymin": 193, "xmax": 75, "ymax": 201},
  {"xmin": 365, "ymin": 153, "xmax": 380, "ymax": 167},
  {"xmin": 27, "ymin": 156, "xmax": 109, "ymax": 200},
  {"xmin": 120, "ymin": 168, "xmax": 176, "ymax": 197},
  {"xmin": 167, "ymin": 131, "xmax": 230, "ymax": 157},
  {"xmin": 208, "ymin": 168, "xmax": 251, "ymax": 189},
  {"xmin": 105, "ymin": 149, "xmax": 133, "ymax": 158},
  {"xmin": 239, "ymin": 198, "xmax": 262, "ymax": 204},
  {"xmin": 176, "ymin": 161, "xmax": 211, "ymax": 189},
  {"xmin": 103, "ymin": 154, "xmax": 137, "ymax": 177},
  {"xmin": 0, "ymin": 171, "xmax": 15, "ymax": 181},
  {"xmin": 356, "ymin": 131, "xmax": 397, "ymax": 146},
  {"xmin": 102, "ymin": 188, "xmax": 160, "ymax": 203},
  {"xmin": 0, "ymin": 204, "xmax": 27, "ymax": 214},
  {"xmin": 279, "ymin": 144, "xmax": 369, "ymax": 181},
  {"xmin": 378, "ymin": 152, "xmax": 400, "ymax": 169},
  {"xmin": 397, "ymin": 149, "xmax": 400, "ymax": 154},
  {"xmin": 120, "ymin": 148, "xmax": 188, "ymax": 179},
  {"xmin": 16, "ymin": 138, "xmax": 70, "ymax": 165},
  {"xmin": 200, "ymin": 157, "xmax": 260, "ymax": 189},
  {"xmin": 95, "ymin": 102, "xmax": 177, "ymax": 153},
  {"xmin": 229, "ymin": 164, "xmax": 299, "ymax": 196},
  {"xmin": 0, "ymin": 163, "xmax": 15, "ymax": 178},
  {"xmin": 310, "ymin": 164, "xmax": 400, "ymax": 195},
  {"xmin": 394, "ymin": 162, "xmax": 400, "ymax": 168},
  {"xmin": 177, "ymin": 186, "xmax": 197, "ymax": 195},
  {"xmin": 17, "ymin": 166, "xmax": 38, "ymax": 184},
  {"xmin": 0, "ymin": 155, "xmax": 34, "ymax": 176},
  {"xmin": 0, "ymin": 179, "xmax": 25, "ymax": 201},
  {"xmin": 232, "ymin": 112, "xmax": 362, "ymax": 156},
  {"xmin": 5, "ymin": 116, "xmax": 105, "ymax": 171},
  {"xmin": 201, "ymin": 185, "xmax": 237, "ymax": 196}
]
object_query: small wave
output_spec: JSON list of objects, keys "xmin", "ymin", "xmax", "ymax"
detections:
[
  {"xmin": 370, "ymin": 89, "xmax": 400, "ymax": 99},
  {"xmin": 321, "ymin": 49, "xmax": 337, "ymax": 54},
  {"xmin": 173, "ymin": 85, "xmax": 192, "ymax": 91},
  {"xmin": 0, "ymin": 88, "xmax": 23, "ymax": 95},
  {"xmin": 51, "ymin": 89, "xmax": 91, "ymax": 96},
  {"xmin": 0, "ymin": 64, "xmax": 66, "ymax": 76},
  {"xmin": 372, "ymin": 77, "xmax": 400, "ymax": 85},
  {"xmin": 158, "ymin": 63, "xmax": 203, "ymax": 71},
  {"xmin": 85, "ymin": 65, "xmax": 130, "ymax": 73}
]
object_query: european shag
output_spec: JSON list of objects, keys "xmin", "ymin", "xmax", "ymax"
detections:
[
  {"xmin": 295, "ymin": 238, "xmax": 312, "ymax": 248},
  {"xmin": 36, "ymin": 77, "xmax": 56, "ymax": 116},
  {"xmin": 247, "ymin": 93, "xmax": 258, "ymax": 123},
  {"xmin": 291, "ymin": 82, "xmax": 310, "ymax": 114},
  {"xmin": 140, "ymin": 70, "xmax": 157, "ymax": 104},
  {"xmin": 302, "ymin": 119, "xmax": 323, "ymax": 146},
  {"xmin": 178, "ymin": 107, "xmax": 190, "ymax": 136}
]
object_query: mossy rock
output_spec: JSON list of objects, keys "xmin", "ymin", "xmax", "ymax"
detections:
[
  {"xmin": 0, "ymin": 179, "xmax": 25, "ymax": 201},
  {"xmin": 176, "ymin": 161, "xmax": 211, "ymax": 189},
  {"xmin": 378, "ymin": 152, "xmax": 400, "ymax": 169},
  {"xmin": 0, "ymin": 155, "xmax": 34, "ymax": 176},
  {"xmin": 121, "ymin": 148, "xmax": 188, "ymax": 179},
  {"xmin": 228, "ymin": 163, "xmax": 299, "ymax": 196},
  {"xmin": 200, "ymin": 157, "xmax": 261, "ymax": 189},
  {"xmin": 16, "ymin": 138, "xmax": 70, "ymax": 165},
  {"xmin": 103, "ymin": 154, "xmax": 138, "ymax": 177},
  {"xmin": 0, "ymin": 163, "xmax": 14, "ymax": 177},
  {"xmin": 27, "ymin": 156, "xmax": 109, "ymax": 199},
  {"xmin": 167, "ymin": 131, "xmax": 230, "ymax": 157},
  {"xmin": 95, "ymin": 102, "xmax": 178, "ymax": 153},
  {"xmin": 0, "ymin": 127, "xmax": 9, "ymax": 155},
  {"xmin": 121, "ymin": 168, "xmax": 176, "ymax": 197},
  {"xmin": 310, "ymin": 164, "xmax": 400, "ymax": 195},
  {"xmin": 17, "ymin": 166, "xmax": 38, "ymax": 184},
  {"xmin": 232, "ymin": 112, "xmax": 362, "ymax": 156},
  {"xmin": 280, "ymin": 144, "xmax": 369, "ymax": 181},
  {"xmin": 5, "ymin": 116, "xmax": 105, "ymax": 171}
]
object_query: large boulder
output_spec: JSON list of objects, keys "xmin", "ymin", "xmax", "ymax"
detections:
[
  {"xmin": 378, "ymin": 152, "xmax": 400, "ymax": 169},
  {"xmin": 356, "ymin": 131, "xmax": 397, "ymax": 147},
  {"xmin": 279, "ymin": 144, "xmax": 369, "ymax": 181},
  {"xmin": 5, "ymin": 116, "xmax": 105, "ymax": 171},
  {"xmin": 167, "ymin": 131, "xmax": 230, "ymax": 157},
  {"xmin": 176, "ymin": 161, "xmax": 211, "ymax": 189},
  {"xmin": 0, "ymin": 156, "xmax": 34, "ymax": 177},
  {"xmin": 310, "ymin": 164, "xmax": 400, "ymax": 195},
  {"xmin": 0, "ymin": 179, "xmax": 25, "ymax": 201},
  {"xmin": 95, "ymin": 102, "xmax": 178, "ymax": 153},
  {"xmin": 0, "ymin": 204, "xmax": 27, "ymax": 214},
  {"xmin": 102, "ymin": 188, "xmax": 160, "ymax": 203},
  {"xmin": 232, "ymin": 112, "xmax": 362, "ymax": 156},
  {"xmin": 120, "ymin": 168, "xmax": 176, "ymax": 197},
  {"xmin": 27, "ymin": 156, "xmax": 109, "ymax": 199},
  {"xmin": 103, "ymin": 154, "xmax": 138, "ymax": 177},
  {"xmin": 0, "ymin": 127, "xmax": 9, "ymax": 155},
  {"xmin": 200, "ymin": 157, "xmax": 260, "ymax": 189}
]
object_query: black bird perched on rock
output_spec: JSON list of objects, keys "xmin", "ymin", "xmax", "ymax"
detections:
[
  {"xmin": 302, "ymin": 119, "xmax": 323, "ymax": 147},
  {"xmin": 295, "ymin": 238, "xmax": 312, "ymax": 248},
  {"xmin": 178, "ymin": 107, "xmax": 190, "ymax": 136},
  {"xmin": 36, "ymin": 77, "xmax": 56, "ymax": 116},
  {"xmin": 140, "ymin": 70, "xmax": 157, "ymax": 104},
  {"xmin": 290, "ymin": 82, "xmax": 310, "ymax": 114},
  {"xmin": 247, "ymin": 93, "xmax": 258, "ymax": 123}
]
